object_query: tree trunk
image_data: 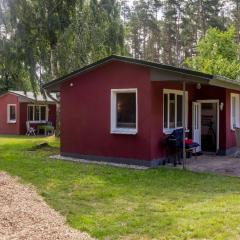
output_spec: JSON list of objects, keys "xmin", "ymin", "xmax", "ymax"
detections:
[{"xmin": 50, "ymin": 47, "xmax": 61, "ymax": 137}]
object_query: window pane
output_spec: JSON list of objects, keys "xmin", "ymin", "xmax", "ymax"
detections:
[
  {"xmin": 116, "ymin": 93, "xmax": 136, "ymax": 128},
  {"xmin": 40, "ymin": 106, "xmax": 46, "ymax": 121},
  {"xmin": 34, "ymin": 106, "xmax": 40, "ymax": 121},
  {"xmin": 28, "ymin": 106, "xmax": 34, "ymax": 121},
  {"xmin": 169, "ymin": 93, "xmax": 175, "ymax": 128},
  {"xmin": 164, "ymin": 94, "xmax": 168, "ymax": 128},
  {"xmin": 9, "ymin": 106, "xmax": 16, "ymax": 121},
  {"xmin": 177, "ymin": 95, "xmax": 183, "ymax": 127}
]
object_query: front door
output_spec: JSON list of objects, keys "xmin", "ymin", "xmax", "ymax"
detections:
[{"xmin": 192, "ymin": 102, "xmax": 201, "ymax": 152}]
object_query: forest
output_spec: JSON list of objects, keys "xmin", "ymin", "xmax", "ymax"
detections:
[{"xmin": 0, "ymin": 0, "xmax": 240, "ymax": 92}]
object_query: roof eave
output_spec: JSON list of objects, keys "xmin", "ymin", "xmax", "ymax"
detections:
[
  {"xmin": 43, "ymin": 55, "xmax": 213, "ymax": 91},
  {"xmin": 8, "ymin": 91, "xmax": 55, "ymax": 103},
  {"xmin": 210, "ymin": 75, "xmax": 240, "ymax": 91}
]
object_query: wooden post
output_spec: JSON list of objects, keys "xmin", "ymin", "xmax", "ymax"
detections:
[{"xmin": 182, "ymin": 81, "xmax": 186, "ymax": 169}]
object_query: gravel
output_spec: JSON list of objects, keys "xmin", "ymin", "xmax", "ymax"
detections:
[{"xmin": 0, "ymin": 172, "xmax": 93, "ymax": 240}]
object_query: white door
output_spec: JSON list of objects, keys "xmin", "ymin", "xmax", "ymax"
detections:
[{"xmin": 192, "ymin": 102, "xmax": 201, "ymax": 152}]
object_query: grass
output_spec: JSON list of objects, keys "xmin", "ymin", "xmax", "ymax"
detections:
[{"xmin": 1, "ymin": 136, "xmax": 240, "ymax": 239}]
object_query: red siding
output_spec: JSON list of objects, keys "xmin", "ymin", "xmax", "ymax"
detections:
[
  {"xmin": 48, "ymin": 104, "xmax": 57, "ymax": 127},
  {"xmin": 60, "ymin": 61, "xmax": 152, "ymax": 161},
  {"xmin": 0, "ymin": 93, "xmax": 20, "ymax": 134},
  {"xmin": 19, "ymin": 102, "xmax": 28, "ymax": 134},
  {"xmin": 59, "ymin": 60, "xmax": 240, "ymax": 163}
]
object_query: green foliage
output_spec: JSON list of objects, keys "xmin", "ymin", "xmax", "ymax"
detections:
[
  {"xmin": 1, "ymin": 0, "xmax": 240, "ymax": 92},
  {"xmin": 185, "ymin": 26, "xmax": 240, "ymax": 79},
  {"xmin": 0, "ymin": 0, "xmax": 124, "ymax": 93}
]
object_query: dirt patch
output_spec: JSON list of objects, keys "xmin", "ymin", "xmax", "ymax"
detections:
[{"xmin": 0, "ymin": 172, "xmax": 93, "ymax": 240}]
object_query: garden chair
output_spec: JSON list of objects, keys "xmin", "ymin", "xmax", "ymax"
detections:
[
  {"xmin": 26, "ymin": 121, "xmax": 36, "ymax": 136},
  {"xmin": 234, "ymin": 128, "xmax": 240, "ymax": 157}
]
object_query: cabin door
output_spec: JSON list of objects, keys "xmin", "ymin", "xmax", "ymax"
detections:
[{"xmin": 192, "ymin": 102, "xmax": 201, "ymax": 152}]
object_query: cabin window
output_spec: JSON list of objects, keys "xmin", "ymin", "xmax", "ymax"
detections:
[
  {"xmin": 231, "ymin": 93, "xmax": 240, "ymax": 130},
  {"xmin": 111, "ymin": 89, "xmax": 137, "ymax": 134},
  {"xmin": 28, "ymin": 105, "xmax": 48, "ymax": 122},
  {"xmin": 163, "ymin": 89, "xmax": 188, "ymax": 134},
  {"xmin": 7, "ymin": 104, "xmax": 16, "ymax": 123}
]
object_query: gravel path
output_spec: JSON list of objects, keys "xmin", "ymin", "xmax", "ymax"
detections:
[{"xmin": 0, "ymin": 172, "xmax": 93, "ymax": 240}]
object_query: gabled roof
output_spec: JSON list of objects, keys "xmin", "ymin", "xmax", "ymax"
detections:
[
  {"xmin": 4, "ymin": 90, "xmax": 56, "ymax": 103},
  {"xmin": 43, "ymin": 55, "xmax": 240, "ymax": 91}
]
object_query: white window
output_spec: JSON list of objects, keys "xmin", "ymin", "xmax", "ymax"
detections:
[
  {"xmin": 111, "ymin": 89, "xmax": 137, "ymax": 135},
  {"xmin": 231, "ymin": 93, "xmax": 240, "ymax": 130},
  {"xmin": 7, "ymin": 104, "xmax": 16, "ymax": 123},
  {"xmin": 163, "ymin": 89, "xmax": 188, "ymax": 133},
  {"xmin": 27, "ymin": 105, "xmax": 48, "ymax": 122}
]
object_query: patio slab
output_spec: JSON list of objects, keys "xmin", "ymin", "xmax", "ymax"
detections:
[{"xmin": 184, "ymin": 154, "xmax": 240, "ymax": 177}]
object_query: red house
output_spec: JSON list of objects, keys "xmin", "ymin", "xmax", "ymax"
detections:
[
  {"xmin": 44, "ymin": 55, "xmax": 240, "ymax": 167},
  {"xmin": 0, "ymin": 91, "xmax": 57, "ymax": 135}
]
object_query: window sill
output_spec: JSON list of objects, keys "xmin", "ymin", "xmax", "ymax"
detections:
[
  {"xmin": 28, "ymin": 121, "xmax": 48, "ymax": 124},
  {"xmin": 231, "ymin": 127, "xmax": 239, "ymax": 131},
  {"xmin": 111, "ymin": 128, "xmax": 137, "ymax": 135},
  {"xmin": 7, "ymin": 121, "xmax": 16, "ymax": 124}
]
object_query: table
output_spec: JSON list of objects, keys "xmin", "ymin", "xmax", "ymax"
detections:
[{"xmin": 37, "ymin": 125, "xmax": 55, "ymax": 136}]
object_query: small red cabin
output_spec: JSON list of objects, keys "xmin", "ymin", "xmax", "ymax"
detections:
[
  {"xmin": 0, "ymin": 91, "xmax": 57, "ymax": 135},
  {"xmin": 44, "ymin": 55, "xmax": 240, "ymax": 167}
]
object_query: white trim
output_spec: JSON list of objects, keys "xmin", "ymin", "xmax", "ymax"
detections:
[
  {"xmin": 110, "ymin": 88, "xmax": 138, "ymax": 135},
  {"xmin": 27, "ymin": 104, "xmax": 48, "ymax": 123},
  {"xmin": 230, "ymin": 93, "xmax": 240, "ymax": 130},
  {"xmin": 197, "ymin": 99, "xmax": 220, "ymax": 152},
  {"xmin": 192, "ymin": 102, "xmax": 202, "ymax": 152},
  {"xmin": 7, "ymin": 104, "xmax": 17, "ymax": 123},
  {"xmin": 197, "ymin": 99, "xmax": 220, "ymax": 103},
  {"xmin": 163, "ymin": 89, "xmax": 188, "ymax": 134}
]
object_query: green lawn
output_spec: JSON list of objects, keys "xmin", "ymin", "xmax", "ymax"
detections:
[{"xmin": 1, "ymin": 136, "xmax": 240, "ymax": 239}]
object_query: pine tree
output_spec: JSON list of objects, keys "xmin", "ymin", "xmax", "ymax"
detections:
[{"xmin": 162, "ymin": 0, "xmax": 182, "ymax": 65}]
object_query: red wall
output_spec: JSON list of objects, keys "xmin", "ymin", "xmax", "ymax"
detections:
[
  {"xmin": 60, "ymin": 61, "xmax": 152, "ymax": 161},
  {"xmin": 59, "ymin": 60, "xmax": 240, "ymax": 163},
  {"xmin": 0, "ymin": 93, "xmax": 20, "ymax": 134},
  {"xmin": 19, "ymin": 102, "xmax": 28, "ymax": 134}
]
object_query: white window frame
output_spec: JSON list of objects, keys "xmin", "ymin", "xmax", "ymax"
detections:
[
  {"xmin": 163, "ymin": 89, "xmax": 188, "ymax": 134},
  {"xmin": 111, "ymin": 88, "xmax": 138, "ymax": 135},
  {"xmin": 230, "ymin": 93, "xmax": 240, "ymax": 130},
  {"xmin": 7, "ymin": 104, "xmax": 17, "ymax": 123},
  {"xmin": 27, "ymin": 104, "xmax": 48, "ymax": 123}
]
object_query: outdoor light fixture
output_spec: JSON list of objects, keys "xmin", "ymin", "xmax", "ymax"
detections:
[
  {"xmin": 196, "ymin": 83, "xmax": 201, "ymax": 89},
  {"xmin": 70, "ymin": 82, "xmax": 74, "ymax": 87},
  {"xmin": 220, "ymin": 102, "xmax": 224, "ymax": 111}
]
